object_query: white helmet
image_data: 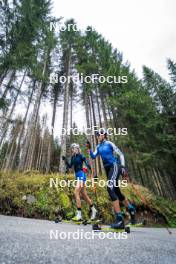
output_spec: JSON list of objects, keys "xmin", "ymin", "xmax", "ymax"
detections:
[{"xmin": 70, "ymin": 143, "xmax": 80, "ymax": 149}]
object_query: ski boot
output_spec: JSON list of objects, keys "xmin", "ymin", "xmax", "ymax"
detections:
[
  {"xmin": 128, "ymin": 204, "xmax": 136, "ymax": 224},
  {"xmin": 72, "ymin": 210, "xmax": 82, "ymax": 222},
  {"xmin": 90, "ymin": 206, "xmax": 97, "ymax": 220},
  {"xmin": 111, "ymin": 213, "xmax": 125, "ymax": 229}
]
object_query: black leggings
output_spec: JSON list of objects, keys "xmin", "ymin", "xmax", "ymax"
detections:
[{"xmin": 105, "ymin": 163, "xmax": 125, "ymax": 202}]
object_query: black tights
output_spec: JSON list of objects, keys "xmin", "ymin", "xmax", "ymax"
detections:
[{"xmin": 105, "ymin": 163, "xmax": 125, "ymax": 202}]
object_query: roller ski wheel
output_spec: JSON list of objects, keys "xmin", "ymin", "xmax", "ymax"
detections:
[
  {"xmin": 62, "ymin": 219, "xmax": 88, "ymax": 225},
  {"xmin": 92, "ymin": 224, "xmax": 101, "ymax": 230},
  {"xmin": 82, "ymin": 220, "xmax": 88, "ymax": 225},
  {"xmin": 86, "ymin": 219, "xmax": 101, "ymax": 225},
  {"xmin": 92, "ymin": 224, "xmax": 130, "ymax": 233},
  {"xmin": 126, "ymin": 219, "xmax": 147, "ymax": 227},
  {"xmin": 55, "ymin": 217, "xmax": 62, "ymax": 223},
  {"xmin": 125, "ymin": 226, "xmax": 130, "ymax": 233}
]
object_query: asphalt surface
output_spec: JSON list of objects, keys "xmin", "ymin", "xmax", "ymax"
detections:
[{"xmin": 0, "ymin": 215, "xmax": 176, "ymax": 264}]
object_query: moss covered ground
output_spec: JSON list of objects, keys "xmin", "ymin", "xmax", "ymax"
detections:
[{"xmin": 0, "ymin": 171, "xmax": 176, "ymax": 227}]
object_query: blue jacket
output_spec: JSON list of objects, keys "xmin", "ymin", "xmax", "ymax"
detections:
[
  {"xmin": 66, "ymin": 153, "xmax": 91, "ymax": 173},
  {"xmin": 90, "ymin": 140, "xmax": 125, "ymax": 167}
]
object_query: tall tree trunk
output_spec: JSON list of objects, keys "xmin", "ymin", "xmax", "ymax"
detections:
[
  {"xmin": 18, "ymin": 51, "xmax": 48, "ymax": 171},
  {"xmin": 88, "ymin": 94, "xmax": 97, "ymax": 175},
  {"xmin": 100, "ymin": 92, "xmax": 108, "ymax": 128},
  {"xmin": 0, "ymin": 70, "xmax": 26, "ymax": 147},
  {"xmin": 70, "ymin": 83, "xmax": 73, "ymax": 143},
  {"xmin": 25, "ymin": 89, "xmax": 43, "ymax": 170},
  {"xmin": 0, "ymin": 69, "xmax": 8, "ymax": 87},
  {"xmin": 10, "ymin": 81, "xmax": 35, "ymax": 170},
  {"xmin": 59, "ymin": 49, "xmax": 71, "ymax": 173},
  {"xmin": 36, "ymin": 133, "xmax": 44, "ymax": 170},
  {"xmin": 95, "ymin": 87, "xmax": 102, "ymax": 127},
  {"xmin": 90, "ymin": 93, "xmax": 102, "ymax": 175},
  {"xmin": 46, "ymin": 94, "xmax": 57, "ymax": 173},
  {"xmin": 84, "ymin": 92, "xmax": 91, "ymax": 141},
  {"xmin": 26, "ymin": 49, "xmax": 48, "ymax": 171},
  {"xmin": 4, "ymin": 121, "xmax": 22, "ymax": 171},
  {"xmin": 0, "ymin": 70, "xmax": 16, "ymax": 100}
]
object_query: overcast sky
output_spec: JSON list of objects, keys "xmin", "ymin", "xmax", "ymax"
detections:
[
  {"xmin": 41, "ymin": 0, "xmax": 176, "ymax": 136},
  {"xmin": 52, "ymin": 0, "xmax": 176, "ymax": 80},
  {"xmin": 49, "ymin": 0, "xmax": 176, "ymax": 135}
]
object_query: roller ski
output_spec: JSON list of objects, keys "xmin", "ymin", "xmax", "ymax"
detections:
[
  {"xmin": 92, "ymin": 223, "xmax": 130, "ymax": 233},
  {"xmin": 126, "ymin": 218, "xmax": 147, "ymax": 227},
  {"xmin": 62, "ymin": 219, "xmax": 88, "ymax": 225},
  {"xmin": 55, "ymin": 210, "xmax": 87, "ymax": 225},
  {"xmin": 55, "ymin": 217, "xmax": 88, "ymax": 225},
  {"xmin": 92, "ymin": 213, "xmax": 130, "ymax": 233},
  {"xmin": 126, "ymin": 204, "xmax": 147, "ymax": 227},
  {"xmin": 128, "ymin": 204, "xmax": 136, "ymax": 224}
]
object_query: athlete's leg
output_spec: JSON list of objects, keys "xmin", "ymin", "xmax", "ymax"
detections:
[
  {"xmin": 114, "ymin": 177, "xmax": 136, "ymax": 223},
  {"xmin": 107, "ymin": 163, "xmax": 122, "ymax": 211},
  {"xmin": 81, "ymin": 184, "xmax": 97, "ymax": 220},
  {"xmin": 106, "ymin": 163, "xmax": 124, "ymax": 228},
  {"xmin": 71, "ymin": 180, "xmax": 84, "ymax": 220},
  {"xmin": 112, "ymin": 200, "xmax": 121, "ymax": 213},
  {"xmin": 81, "ymin": 184, "xmax": 92, "ymax": 206},
  {"xmin": 74, "ymin": 180, "xmax": 83, "ymax": 208}
]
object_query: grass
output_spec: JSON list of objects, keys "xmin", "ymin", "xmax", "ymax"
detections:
[{"xmin": 0, "ymin": 171, "xmax": 176, "ymax": 227}]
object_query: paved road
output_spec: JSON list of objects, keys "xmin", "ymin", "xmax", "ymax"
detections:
[{"xmin": 0, "ymin": 215, "xmax": 176, "ymax": 264}]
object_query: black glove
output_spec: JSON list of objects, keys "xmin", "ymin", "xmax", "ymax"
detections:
[
  {"xmin": 120, "ymin": 166, "xmax": 126, "ymax": 176},
  {"xmin": 86, "ymin": 140, "xmax": 91, "ymax": 149},
  {"xmin": 62, "ymin": 156, "xmax": 66, "ymax": 161}
]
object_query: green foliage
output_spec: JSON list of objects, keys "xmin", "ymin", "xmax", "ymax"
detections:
[{"xmin": 0, "ymin": 172, "xmax": 176, "ymax": 227}]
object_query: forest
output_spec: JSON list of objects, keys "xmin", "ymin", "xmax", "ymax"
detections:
[{"xmin": 0, "ymin": 0, "xmax": 176, "ymax": 203}]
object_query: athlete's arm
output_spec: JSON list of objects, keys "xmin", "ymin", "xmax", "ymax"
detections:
[
  {"xmin": 109, "ymin": 141, "xmax": 125, "ymax": 167},
  {"xmin": 86, "ymin": 140, "xmax": 99, "ymax": 159},
  {"xmin": 82, "ymin": 155, "xmax": 91, "ymax": 170},
  {"xmin": 89, "ymin": 146, "xmax": 99, "ymax": 159}
]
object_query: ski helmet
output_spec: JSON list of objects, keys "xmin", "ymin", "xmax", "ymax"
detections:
[
  {"xmin": 96, "ymin": 128, "xmax": 107, "ymax": 137},
  {"xmin": 70, "ymin": 143, "xmax": 80, "ymax": 149}
]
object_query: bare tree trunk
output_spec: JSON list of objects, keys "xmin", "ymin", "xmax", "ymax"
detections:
[
  {"xmin": 84, "ymin": 93, "xmax": 91, "ymax": 141},
  {"xmin": 90, "ymin": 93, "xmax": 102, "ymax": 175},
  {"xmin": 18, "ymin": 120, "xmax": 32, "ymax": 171},
  {"xmin": 59, "ymin": 49, "xmax": 71, "ymax": 173},
  {"xmin": 3, "ymin": 121, "xmax": 22, "ymax": 171},
  {"xmin": 26, "ymin": 50, "xmax": 48, "ymax": 171},
  {"xmin": 69, "ymin": 81, "xmax": 73, "ymax": 143},
  {"xmin": 95, "ymin": 87, "xmax": 102, "ymax": 127},
  {"xmin": 82, "ymin": 92, "xmax": 96, "ymax": 175},
  {"xmin": 100, "ymin": 92, "xmax": 108, "ymax": 128},
  {"xmin": 0, "ymin": 70, "xmax": 16, "ymax": 100},
  {"xmin": 0, "ymin": 108, "xmax": 9, "ymax": 131},
  {"xmin": 136, "ymin": 165, "xmax": 145, "ymax": 186},
  {"xmin": 18, "ymin": 51, "xmax": 48, "ymax": 171},
  {"xmin": 144, "ymin": 166, "xmax": 155, "ymax": 194},
  {"xmin": 85, "ymin": 95, "xmax": 96, "ymax": 176},
  {"xmin": 0, "ymin": 68, "xmax": 8, "ymax": 87},
  {"xmin": 152, "ymin": 168, "xmax": 162, "ymax": 196},
  {"xmin": 36, "ymin": 133, "xmax": 44, "ymax": 170},
  {"xmin": 10, "ymin": 81, "xmax": 35, "ymax": 170},
  {"xmin": 46, "ymin": 94, "xmax": 57, "ymax": 173},
  {"xmin": 0, "ymin": 70, "xmax": 26, "ymax": 147},
  {"xmin": 25, "ymin": 91, "xmax": 42, "ymax": 170}
]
